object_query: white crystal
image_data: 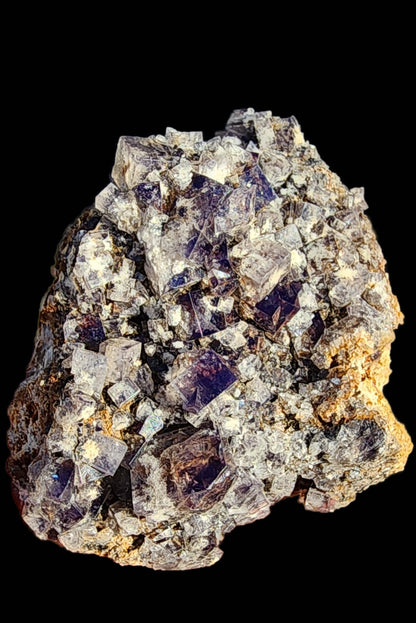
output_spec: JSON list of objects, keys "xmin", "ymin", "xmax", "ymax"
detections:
[
  {"xmin": 245, "ymin": 377, "xmax": 272, "ymax": 404},
  {"xmin": 95, "ymin": 183, "xmax": 141, "ymax": 235},
  {"xmin": 139, "ymin": 412, "xmax": 164, "ymax": 441},
  {"xmin": 71, "ymin": 348, "xmax": 108, "ymax": 398},
  {"xmin": 274, "ymin": 224, "xmax": 303, "ymax": 250},
  {"xmin": 214, "ymin": 186, "xmax": 256, "ymax": 234},
  {"xmin": 107, "ymin": 259, "xmax": 137, "ymax": 303},
  {"xmin": 232, "ymin": 235, "xmax": 291, "ymax": 300},
  {"xmin": 112, "ymin": 410, "xmax": 135, "ymax": 432},
  {"xmin": 199, "ymin": 136, "xmax": 249, "ymax": 184},
  {"xmin": 100, "ymin": 338, "xmax": 142, "ymax": 383},
  {"xmin": 135, "ymin": 397, "xmax": 158, "ymax": 421},
  {"xmin": 111, "ymin": 505, "xmax": 142, "ymax": 536},
  {"xmin": 73, "ymin": 231, "xmax": 115, "ymax": 292},
  {"xmin": 215, "ymin": 322, "xmax": 248, "ymax": 350},
  {"xmin": 76, "ymin": 433, "xmax": 127, "ymax": 476},
  {"xmin": 238, "ymin": 354, "xmax": 262, "ymax": 381},
  {"xmin": 259, "ymin": 150, "xmax": 291, "ymax": 186},
  {"xmin": 108, "ymin": 378, "xmax": 140, "ymax": 407}
]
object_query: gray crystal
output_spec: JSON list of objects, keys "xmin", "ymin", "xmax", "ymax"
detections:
[
  {"xmin": 108, "ymin": 378, "xmax": 140, "ymax": 407},
  {"xmin": 7, "ymin": 108, "xmax": 412, "ymax": 571}
]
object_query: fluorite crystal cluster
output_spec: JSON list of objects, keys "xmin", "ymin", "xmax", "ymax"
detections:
[{"xmin": 7, "ymin": 109, "xmax": 412, "ymax": 570}]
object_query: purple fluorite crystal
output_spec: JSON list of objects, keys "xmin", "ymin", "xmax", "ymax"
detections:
[
  {"xmin": 255, "ymin": 281, "xmax": 302, "ymax": 333},
  {"xmin": 173, "ymin": 349, "xmax": 237, "ymax": 414}
]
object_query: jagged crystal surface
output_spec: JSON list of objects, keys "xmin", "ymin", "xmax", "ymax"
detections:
[{"xmin": 7, "ymin": 108, "xmax": 412, "ymax": 570}]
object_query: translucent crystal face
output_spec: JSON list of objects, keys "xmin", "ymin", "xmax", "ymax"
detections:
[{"xmin": 7, "ymin": 108, "xmax": 412, "ymax": 571}]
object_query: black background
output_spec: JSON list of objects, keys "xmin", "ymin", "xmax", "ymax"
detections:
[{"xmin": 2, "ymin": 15, "xmax": 414, "ymax": 616}]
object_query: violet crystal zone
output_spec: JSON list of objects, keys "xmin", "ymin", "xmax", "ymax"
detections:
[
  {"xmin": 173, "ymin": 349, "xmax": 237, "ymax": 414},
  {"xmin": 7, "ymin": 108, "xmax": 412, "ymax": 570}
]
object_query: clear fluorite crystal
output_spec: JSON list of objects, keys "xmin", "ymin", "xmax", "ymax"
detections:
[{"xmin": 7, "ymin": 108, "xmax": 412, "ymax": 570}]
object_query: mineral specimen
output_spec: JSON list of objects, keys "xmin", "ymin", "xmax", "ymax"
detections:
[{"xmin": 7, "ymin": 108, "xmax": 412, "ymax": 570}]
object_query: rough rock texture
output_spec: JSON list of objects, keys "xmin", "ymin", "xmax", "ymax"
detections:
[{"xmin": 7, "ymin": 109, "xmax": 412, "ymax": 570}]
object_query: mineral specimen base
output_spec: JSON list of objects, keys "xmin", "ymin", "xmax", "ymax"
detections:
[{"xmin": 7, "ymin": 109, "xmax": 412, "ymax": 570}]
